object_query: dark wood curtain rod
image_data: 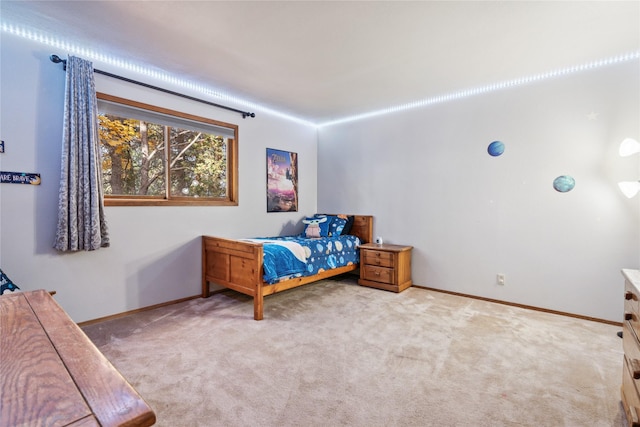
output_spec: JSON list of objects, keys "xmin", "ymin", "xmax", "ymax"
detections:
[{"xmin": 49, "ymin": 54, "xmax": 255, "ymax": 119}]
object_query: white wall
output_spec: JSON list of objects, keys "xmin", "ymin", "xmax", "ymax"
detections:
[
  {"xmin": 318, "ymin": 61, "xmax": 640, "ymax": 322},
  {"xmin": 2, "ymin": 33, "xmax": 638, "ymax": 324},
  {"xmin": 0, "ymin": 34, "xmax": 318, "ymax": 322}
]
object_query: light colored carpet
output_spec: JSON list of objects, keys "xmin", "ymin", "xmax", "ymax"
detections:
[{"xmin": 82, "ymin": 275, "xmax": 627, "ymax": 427}]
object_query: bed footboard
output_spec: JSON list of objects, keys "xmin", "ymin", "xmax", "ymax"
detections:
[{"xmin": 202, "ymin": 236, "xmax": 265, "ymax": 317}]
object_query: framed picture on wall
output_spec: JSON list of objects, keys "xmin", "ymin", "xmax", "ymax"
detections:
[{"xmin": 266, "ymin": 148, "xmax": 298, "ymax": 212}]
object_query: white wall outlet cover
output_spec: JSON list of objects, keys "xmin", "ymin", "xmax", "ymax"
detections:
[{"xmin": 375, "ymin": 236, "xmax": 383, "ymax": 244}]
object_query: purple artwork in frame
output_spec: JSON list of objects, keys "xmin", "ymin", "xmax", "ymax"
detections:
[{"xmin": 266, "ymin": 148, "xmax": 298, "ymax": 212}]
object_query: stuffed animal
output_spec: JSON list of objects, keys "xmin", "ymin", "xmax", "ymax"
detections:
[{"xmin": 302, "ymin": 216, "xmax": 328, "ymax": 238}]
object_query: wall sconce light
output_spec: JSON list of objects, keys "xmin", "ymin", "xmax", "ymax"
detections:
[
  {"xmin": 618, "ymin": 138, "xmax": 640, "ymax": 198},
  {"xmin": 619, "ymin": 138, "xmax": 640, "ymax": 157},
  {"xmin": 618, "ymin": 181, "xmax": 640, "ymax": 198}
]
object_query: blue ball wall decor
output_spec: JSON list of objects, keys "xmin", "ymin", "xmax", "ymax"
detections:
[
  {"xmin": 487, "ymin": 140, "xmax": 505, "ymax": 157},
  {"xmin": 553, "ymin": 175, "xmax": 575, "ymax": 193}
]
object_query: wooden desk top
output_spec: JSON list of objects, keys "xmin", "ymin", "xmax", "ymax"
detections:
[{"xmin": 1, "ymin": 290, "xmax": 156, "ymax": 427}]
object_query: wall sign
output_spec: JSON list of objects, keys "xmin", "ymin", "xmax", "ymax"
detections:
[{"xmin": 0, "ymin": 171, "xmax": 41, "ymax": 185}]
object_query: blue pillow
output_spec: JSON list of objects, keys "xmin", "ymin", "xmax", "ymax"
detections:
[
  {"xmin": 0, "ymin": 268, "xmax": 20, "ymax": 295},
  {"xmin": 327, "ymin": 215, "xmax": 348, "ymax": 236},
  {"xmin": 341, "ymin": 215, "xmax": 355, "ymax": 235},
  {"xmin": 315, "ymin": 214, "xmax": 349, "ymax": 236}
]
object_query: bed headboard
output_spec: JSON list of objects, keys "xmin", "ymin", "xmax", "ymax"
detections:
[{"xmin": 327, "ymin": 214, "xmax": 373, "ymax": 244}]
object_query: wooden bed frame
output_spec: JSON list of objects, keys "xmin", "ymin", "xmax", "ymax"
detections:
[{"xmin": 202, "ymin": 215, "xmax": 373, "ymax": 320}]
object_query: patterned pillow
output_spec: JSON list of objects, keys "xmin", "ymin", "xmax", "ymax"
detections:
[
  {"xmin": 315, "ymin": 214, "xmax": 352, "ymax": 236},
  {"xmin": 325, "ymin": 215, "xmax": 348, "ymax": 236},
  {"xmin": 0, "ymin": 268, "xmax": 20, "ymax": 295}
]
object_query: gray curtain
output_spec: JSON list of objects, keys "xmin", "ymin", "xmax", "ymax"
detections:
[{"xmin": 53, "ymin": 56, "xmax": 109, "ymax": 251}]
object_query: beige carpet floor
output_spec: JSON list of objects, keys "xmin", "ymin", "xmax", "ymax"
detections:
[{"xmin": 82, "ymin": 275, "xmax": 627, "ymax": 427}]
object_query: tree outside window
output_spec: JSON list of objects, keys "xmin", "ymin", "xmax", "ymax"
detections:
[{"xmin": 97, "ymin": 93, "xmax": 238, "ymax": 206}]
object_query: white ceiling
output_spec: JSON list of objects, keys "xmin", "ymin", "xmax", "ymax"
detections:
[{"xmin": 2, "ymin": 1, "xmax": 639, "ymax": 124}]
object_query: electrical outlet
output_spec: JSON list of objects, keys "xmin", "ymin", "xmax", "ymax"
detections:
[{"xmin": 497, "ymin": 274, "xmax": 505, "ymax": 285}]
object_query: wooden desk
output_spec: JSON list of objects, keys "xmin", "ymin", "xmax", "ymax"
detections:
[{"xmin": 1, "ymin": 290, "xmax": 156, "ymax": 427}]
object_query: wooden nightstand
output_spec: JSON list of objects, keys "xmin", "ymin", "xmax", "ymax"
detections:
[{"xmin": 358, "ymin": 243, "xmax": 413, "ymax": 292}]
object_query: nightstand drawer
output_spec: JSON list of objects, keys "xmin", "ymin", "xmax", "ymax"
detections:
[
  {"xmin": 623, "ymin": 356, "xmax": 640, "ymax": 426},
  {"xmin": 627, "ymin": 312, "xmax": 640, "ymax": 347},
  {"xmin": 624, "ymin": 321, "xmax": 640, "ymax": 373},
  {"xmin": 627, "ymin": 280, "xmax": 640, "ymax": 317},
  {"xmin": 363, "ymin": 250, "xmax": 394, "ymax": 267},
  {"xmin": 362, "ymin": 265, "xmax": 393, "ymax": 284}
]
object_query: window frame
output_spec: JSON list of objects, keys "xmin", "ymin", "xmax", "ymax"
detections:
[{"xmin": 97, "ymin": 93, "xmax": 238, "ymax": 207}]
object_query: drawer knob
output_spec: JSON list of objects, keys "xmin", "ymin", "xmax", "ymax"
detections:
[
  {"xmin": 627, "ymin": 291, "xmax": 636, "ymax": 301},
  {"xmin": 632, "ymin": 359, "xmax": 640, "ymax": 380}
]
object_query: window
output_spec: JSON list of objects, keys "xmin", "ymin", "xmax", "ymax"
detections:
[{"xmin": 97, "ymin": 93, "xmax": 238, "ymax": 206}]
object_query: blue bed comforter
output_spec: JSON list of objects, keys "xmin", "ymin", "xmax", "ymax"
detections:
[{"xmin": 248, "ymin": 235, "xmax": 361, "ymax": 284}]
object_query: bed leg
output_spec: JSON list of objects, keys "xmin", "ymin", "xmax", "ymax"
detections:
[
  {"xmin": 202, "ymin": 280, "xmax": 210, "ymax": 298},
  {"xmin": 254, "ymin": 294, "xmax": 264, "ymax": 320},
  {"xmin": 201, "ymin": 236, "xmax": 210, "ymax": 298}
]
